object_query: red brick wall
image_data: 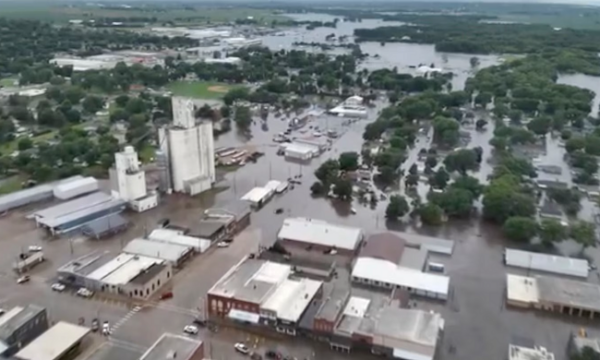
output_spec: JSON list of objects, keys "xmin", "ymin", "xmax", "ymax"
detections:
[
  {"xmin": 313, "ymin": 318, "xmax": 334, "ymax": 333},
  {"xmin": 207, "ymin": 294, "xmax": 260, "ymax": 317}
]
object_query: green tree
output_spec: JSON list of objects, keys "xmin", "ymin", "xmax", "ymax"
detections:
[
  {"xmin": 444, "ymin": 149, "xmax": 479, "ymax": 174},
  {"xmin": 419, "ymin": 203, "xmax": 443, "ymax": 225},
  {"xmin": 503, "ymin": 217, "xmax": 538, "ymax": 242},
  {"xmin": 405, "ymin": 173, "xmax": 419, "ymax": 187},
  {"xmin": 310, "ymin": 181, "xmax": 326, "ymax": 196},
  {"xmin": 430, "ymin": 166, "xmax": 450, "ymax": 189},
  {"xmin": 82, "ymin": 95, "xmax": 104, "ymax": 114},
  {"xmin": 333, "ymin": 178, "xmax": 353, "ymax": 201},
  {"xmin": 483, "ymin": 175, "xmax": 536, "ymax": 224},
  {"xmin": 431, "ymin": 188, "xmax": 474, "ymax": 218},
  {"xmin": 338, "ymin": 152, "xmax": 359, "ymax": 171},
  {"xmin": 386, "ymin": 195, "xmax": 409, "ymax": 220},
  {"xmin": 539, "ymin": 219, "xmax": 567, "ymax": 246},
  {"xmin": 425, "ymin": 155, "xmax": 438, "ymax": 168},
  {"xmin": 234, "ymin": 106, "xmax": 252, "ymax": 129},
  {"xmin": 570, "ymin": 221, "xmax": 597, "ymax": 252},
  {"xmin": 17, "ymin": 137, "xmax": 33, "ymax": 151},
  {"xmin": 314, "ymin": 159, "xmax": 339, "ymax": 185},
  {"xmin": 450, "ymin": 175, "xmax": 483, "ymax": 198}
]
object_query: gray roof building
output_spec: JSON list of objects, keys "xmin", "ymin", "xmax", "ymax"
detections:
[
  {"xmin": 82, "ymin": 214, "xmax": 129, "ymax": 239},
  {"xmin": 139, "ymin": 333, "xmax": 204, "ymax": 360},
  {"xmin": 123, "ymin": 239, "xmax": 192, "ymax": 265}
]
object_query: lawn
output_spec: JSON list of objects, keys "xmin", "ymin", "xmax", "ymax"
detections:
[
  {"xmin": 166, "ymin": 81, "xmax": 236, "ymax": 99},
  {"xmin": 0, "ymin": 176, "xmax": 23, "ymax": 195},
  {"xmin": 0, "ymin": 78, "xmax": 17, "ymax": 87},
  {"xmin": 0, "ymin": 131, "xmax": 58, "ymax": 154}
]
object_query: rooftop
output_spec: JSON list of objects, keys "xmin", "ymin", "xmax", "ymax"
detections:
[
  {"xmin": 506, "ymin": 274, "xmax": 540, "ymax": 305},
  {"xmin": 148, "ymin": 229, "xmax": 210, "ymax": 251},
  {"xmin": 278, "ymin": 217, "xmax": 363, "ymax": 251},
  {"xmin": 0, "ymin": 305, "xmax": 45, "ymax": 341},
  {"xmin": 209, "ymin": 259, "xmax": 291, "ymax": 304},
  {"xmin": 261, "ymin": 278, "xmax": 322, "ymax": 323},
  {"xmin": 204, "ymin": 199, "xmax": 251, "ymax": 220},
  {"xmin": 505, "ymin": 249, "xmax": 589, "ymax": 278},
  {"xmin": 123, "ymin": 239, "xmax": 192, "ymax": 263},
  {"xmin": 129, "ymin": 263, "xmax": 168, "ymax": 286},
  {"xmin": 360, "ymin": 232, "xmax": 406, "ymax": 265},
  {"xmin": 33, "ymin": 192, "xmax": 111, "ymax": 220},
  {"xmin": 57, "ymin": 251, "xmax": 114, "ymax": 277},
  {"xmin": 82, "ymin": 214, "xmax": 128, "ymax": 237},
  {"xmin": 14, "ymin": 322, "xmax": 89, "ymax": 360},
  {"xmin": 536, "ymin": 275, "xmax": 600, "ymax": 312},
  {"xmin": 314, "ymin": 283, "xmax": 350, "ymax": 322},
  {"xmin": 508, "ymin": 344, "xmax": 555, "ymax": 360},
  {"xmin": 97, "ymin": 254, "xmax": 164, "ymax": 286},
  {"xmin": 188, "ymin": 220, "xmax": 225, "ymax": 239},
  {"xmin": 139, "ymin": 333, "xmax": 203, "ymax": 360},
  {"xmin": 241, "ymin": 187, "xmax": 272, "ymax": 204}
]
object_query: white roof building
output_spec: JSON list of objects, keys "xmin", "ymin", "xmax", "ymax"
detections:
[
  {"xmin": 14, "ymin": 322, "xmax": 90, "ymax": 360},
  {"xmin": 123, "ymin": 238, "xmax": 193, "ymax": 265},
  {"xmin": 506, "ymin": 274, "xmax": 540, "ymax": 307},
  {"xmin": 352, "ymin": 257, "xmax": 449, "ymax": 299},
  {"xmin": 241, "ymin": 187, "xmax": 272, "ymax": 206},
  {"xmin": 509, "ymin": 344, "xmax": 555, "ymax": 360},
  {"xmin": 277, "ymin": 217, "xmax": 363, "ymax": 251},
  {"xmin": 260, "ymin": 278, "xmax": 322, "ymax": 323},
  {"xmin": 504, "ymin": 248, "xmax": 589, "ymax": 278},
  {"xmin": 148, "ymin": 229, "xmax": 210, "ymax": 253},
  {"xmin": 86, "ymin": 253, "xmax": 164, "ymax": 286}
]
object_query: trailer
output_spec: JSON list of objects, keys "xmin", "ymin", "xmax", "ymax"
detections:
[{"xmin": 13, "ymin": 252, "xmax": 45, "ymax": 273}]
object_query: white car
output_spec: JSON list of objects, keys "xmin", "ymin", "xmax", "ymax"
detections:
[
  {"xmin": 51, "ymin": 283, "xmax": 65, "ymax": 292},
  {"xmin": 102, "ymin": 322, "xmax": 110, "ymax": 336},
  {"xmin": 77, "ymin": 288, "xmax": 93, "ymax": 298},
  {"xmin": 234, "ymin": 343, "xmax": 249, "ymax": 354},
  {"xmin": 28, "ymin": 245, "xmax": 43, "ymax": 252},
  {"xmin": 217, "ymin": 242, "xmax": 230, "ymax": 248},
  {"xmin": 183, "ymin": 325, "xmax": 198, "ymax": 335}
]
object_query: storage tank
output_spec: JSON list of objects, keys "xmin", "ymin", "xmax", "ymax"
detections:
[
  {"xmin": 156, "ymin": 150, "xmax": 172, "ymax": 193},
  {"xmin": 53, "ymin": 177, "xmax": 99, "ymax": 200}
]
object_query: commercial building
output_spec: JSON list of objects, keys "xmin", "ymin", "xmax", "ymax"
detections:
[
  {"xmin": 81, "ymin": 213, "xmax": 129, "ymax": 239},
  {"xmin": 508, "ymin": 344, "xmax": 555, "ymax": 360},
  {"xmin": 504, "ymin": 248, "xmax": 589, "ymax": 278},
  {"xmin": 0, "ymin": 176, "xmax": 84, "ymax": 213},
  {"xmin": 158, "ymin": 97, "xmax": 215, "ymax": 196},
  {"xmin": 203, "ymin": 200, "xmax": 252, "ymax": 235},
  {"xmin": 148, "ymin": 229, "xmax": 210, "ymax": 253},
  {"xmin": 32, "ymin": 192, "xmax": 126, "ymax": 235},
  {"xmin": 109, "ymin": 146, "xmax": 158, "ymax": 212},
  {"xmin": 276, "ymin": 218, "xmax": 364, "ymax": 255},
  {"xmin": 139, "ymin": 333, "xmax": 204, "ymax": 360},
  {"xmin": 241, "ymin": 187, "xmax": 273, "ymax": 208},
  {"xmin": 188, "ymin": 220, "xmax": 227, "ymax": 241},
  {"xmin": 281, "ymin": 142, "xmax": 320, "ymax": 161},
  {"xmin": 57, "ymin": 252, "xmax": 171, "ymax": 299},
  {"xmin": 0, "ymin": 305, "xmax": 48, "ymax": 356},
  {"xmin": 50, "ymin": 58, "xmax": 118, "ymax": 71},
  {"xmin": 506, "ymin": 274, "xmax": 600, "ymax": 318},
  {"xmin": 13, "ymin": 322, "xmax": 90, "ymax": 360},
  {"xmin": 123, "ymin": 238, "xmax": 193, "ymax": 267},
  {"xmin": 328, "ymin": 96, "xmax": 368, "ymax": 118},
  {"xmin": 52, "ymin": 177, "xmax": 98, "ymax": 200}
]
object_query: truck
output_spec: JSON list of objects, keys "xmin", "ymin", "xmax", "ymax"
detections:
[{"xmin": 13, "ymin": 252, "xmax": 44, "ymax": 273}]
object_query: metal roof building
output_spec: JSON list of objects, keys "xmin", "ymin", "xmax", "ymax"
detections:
[
  {"xmin": 277, "ymin": 217, "xmax": 364, "ymax": 252},
  {"xmin": 148, "ymin": 229, "xmax": 210, "ymax": 253},
  {"xmin": 140, "ymin": 333, "xmax": 204, "ymax": 360},
  {"xmin": 14, "ymin": 322, "xmax": 90, "ymax": 360},
  {"xmin": 260, "ymin": 278, "xmax": 323, "ymax": 324},
  {"xmin": 123, "ymin": 238, "xmax": 193, "ymax": 266},
  {"xmin": 32, "ymin": 192, "xmax": 112, "ymax": 220},
  {"xmin": 0, "ymin": 176, "xmax": 84, "ymax": 213},
  {"xmin": 87, "ymin": 253, "xmax": 165, "ymax": 286},
  {"xmin": 241, "ymin": 187, "xmax": 272, "ymax": 207},
  {"xmin": 81, "ymin": 214, "xmax": 129, "ymax": 239},
  {"xmin": 504, "ymin": 249, "xmax": 589, "ymax": 278}
]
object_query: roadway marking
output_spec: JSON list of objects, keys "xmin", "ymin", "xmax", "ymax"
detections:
[
  {"xmin": 147, "ymin": 302, "xmax": 201, "ymax": 317},
  {"xmin": 109, "ymin": 306, "xmax": 141, "ymax": 333},
  {"xmin": 107, "ymin": 338, "xmax": 147, "ymax": 353}
]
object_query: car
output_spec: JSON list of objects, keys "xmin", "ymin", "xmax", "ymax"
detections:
[
  {"xmin": 234, "ymin": 343, "xmax": 250, "ymax": 354},
  {"xmin": 28, "ymin": 245, "xmax": 42, "ymax": 252},
  {"xmin": 265, "ymin": 350, "xmax": 280, "ymax": 359},
  {"xmin": 160, "ymin": 292, "xmax": 173, "ymax": 300},
  {"xmin": 16, "ymin": 275, "xmax": 30, "ymax": 284},
  {"xmin": 183, "ymin": 325, "xmax": 198, "ymax": 335},
  {"xmin": 0, "ymin": 309, "xmax": 5, "ymax": 316},
  {"xmin": 250, "ymin": 353, "xmax": 263, "ymax": 360},
  {"xmin": 102, "ymin": 321, "xmax": 110, "ymax": 336},
  {"xmin": 77, "ymin": 288, "xmax": 93, "ymax": 298},
  {"xmin": 217, "ymin": 242, "xmax": 230, "ymax": 248},
  {"xmin": 91, "ymin": 319, "xmax": 99, "ymax": 332},
  {"xmin": 590, "ymin": 264, "xmax": 597, "ymax": 271},
  {"xmin": 222, "ymin": 236, "xmax": 234, "ymax": 243},
  {"xmin": 275, "ymin": 208, "xmax": 284, "ymax": 214},
  {"xmin": 51, "ymin": 283, "xmax": 65, "ymax": 292},
  {"xmin": 192, "ymin": 318, "xmax": 207, "ymax": 327}
]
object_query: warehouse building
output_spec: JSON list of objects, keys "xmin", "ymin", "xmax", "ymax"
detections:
[
  {"xmin": 203, "ymin": 200, "xmax": 251, "ymax": 235},
  {"xmin": 0, "ymin": 305, "xmax": 48, "ymax": 357},
  {"xmin": 57, "ymin": 252, "xmax": 171, "ymax": 299},
  {"xmin": 148, "ymin": 229, "xmax": 210, "ymax": 253},
  {"xmin": 276, "ymin": 218, "xmax": 364, "ymax": 255},
  {"xmin": 140, "ymin": 333, "xmax": 204, "ymax": 360},
  {"xmin": 14, "ymin": 321, "xmax": 90, "ymax": 360},
  {"xmin": 81, "ymin": 214, "xmax": 129, "ymax": 240},
  {"xmin": 52, "ymin": 177, "xmax": 98, "ymax": 200},
  {"xmin": 506, "ymin": 274, "xmax": 600, "ymax": 318},
  {"xmin": 123, "ymin": 238, "xmax": 193, "ymax": 267},
  {"xmin": 0, "ymin": 176, "xmax": 85, "ymax": 213},
  {"xmin": 241, "ymin": 187, "xmax": 273, "ymax": 208},
  {"xmin": 504, "ymin": 248, "xmax": 589, "ymax": 278},
  {"xmin": 188, "ymin": 220, "xmax": 227, "ymax": 242},
  {"xmin": 32, "ymin": 192, "xmax": 126, "ymax": 235}
]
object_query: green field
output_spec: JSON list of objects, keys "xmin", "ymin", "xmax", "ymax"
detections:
[
  {"xmin": 0, "ymin": 78, "xmax": 18, "ymax": 87},
  {"xmin": 167, "ymin": 81, "xmax": 236, "ymax": 99},
  {"xmin": 0, "ymin": 131, "xmax": 57, "ymax": 154}
]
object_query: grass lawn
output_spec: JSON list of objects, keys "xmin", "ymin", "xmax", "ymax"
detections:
[
  {"xmin": 167, "ymin": 81, "xmax": 237, "ymax": 99},
  {"xmin": 0, "ymin": 131, "xmax": 58, "ymax": 154},
  {"xmin": 0, "ymin": 176, "xmax": 23, "ymax": 195},
  {"xmin": 0, "ymin": 78, "xmax": 17, "ymax": 87}
]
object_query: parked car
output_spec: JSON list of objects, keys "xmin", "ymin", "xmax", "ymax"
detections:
[
  {"xmin": 265, "ymin": 350, "xmax": 280, "ymax": 359},
  {"xmin": 183, "ymin": 325, "xmax": 198, "ymax": 335},
  {"xmin": 251, "ymin": 353, "xmax": 263, "ymax": 360},
  {"xmin": 217, "ymin": 242, "xmax": 230, "ymax": 248},
  {"xmin": 234, "ymin": 343, "xmax": 250, "ymax": 354},
  {"xmin": 28, "ymin": 245, "xmax": 43, "ymax": 252},
  {"xmin": 0, "ymin": 309, "xmax": 5, "ymax": 316},
  {"xmin": 77, "ymin": 288, "xmax": 93, "ymax": 298},
  {"xmin": 160, "ymin": 292, "xmax": 173, "ymax": 300},
  {"xmin": 91, "ymin": 319, "xmax": 99, "ymax": 332},
  {"xmin": 102, "ymin": 321, "xmax": 110, "ymax": 336},
  {"xmin": 192, "ymin": 318, "xmax": 207, "ymax": 327},
  {"xmin": 16, "ymin": 275, "xmax": 30, "ymax": 284},
  {"xmin": 51, "ymin": 283, "xmax": 65, "ymax": 292}
]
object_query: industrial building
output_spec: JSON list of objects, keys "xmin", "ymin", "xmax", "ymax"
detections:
[
  {"xmin": 241, "ymin": 187, "xmax": 273, "ymax": 208},
  {"xmin": 0, "ymin": 305, "xmax": 48, "ymax": 357},
  {"xmin": 148, "ymin": 229, "xmax": 211, "ymax": 253},
  {"xmin": 109, "ymin": 146, "xmax": 158, "ymax": 212},
  {"xmin": 52, "ymin": 177, "xmax": 98, "ymax": 200},
  {"xmin": 281, "ymin": 142, "xmax": 320, "ymax": 161},
  {"xmin": 350, "ymin": 232, "xmax": 449, "ymax": 300},
  {"xmin": 50, "ymin": 57, "xmax": 118, "ymax": 71},
  {"xmin": 276, "ymin": 218, "xmax": 364, "ymax": 255},
  {"xmin": 139, "ymin": 333, "xmax": 204, "ymax": 360},
  {"xmin": 506, "ymin": 274, "xmax": 600, "ymax": 318},
  {"xmin": 0, "ymin": 175, "xmax": 85, "ymax": 213},
  {"xmin": 504, "ymin": 248, "xmax": 589, "ymax": 278},
  {"xmin": 57, "ymin": 252, "xmax": 171, "ymax": 299},
  {"xmin": 328, "ymin": 96, "xmax": 368, "ymax": 118},
  {"xmin": 203, "ymin": 200, "xmax": 252, "ymax": 235},
  {"xmin": 13, "ymin": 322, "xmax": 90, "ymax": 360},
  {"xmin": 81, "ymin": 213, "xmax": 129, "ymax": 239},
  {"xmin": 123, "ymin": 238, "xmax": 193, "ymax": 267},
  {"xmin": 158, "ymin": 97, "xmax": 215, "ymax": 196}
]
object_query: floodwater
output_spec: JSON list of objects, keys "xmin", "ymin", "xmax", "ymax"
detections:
[
  {"xmin": 261, "ymin": 13, "xmax": 504, "ymax": 90},
  {"xmin": 558, "ymin": 73, "xmax": 600, "ymax": 116}
]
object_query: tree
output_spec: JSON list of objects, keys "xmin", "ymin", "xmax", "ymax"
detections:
[
  {"xmin": 125, "ymin": 97, "xmax": 147, "ymax": 114},
  {"xmin": 483, "ymin": 175, "xmax": 536, "ymax": 224},
  {"xmin": 419, "ymin": 203, "xmax": 443, "ymax": 225},
  {"xmin": 82, "ymin": 95, "xmax": 104, "ymax": 114},
  {"xmin": 470, "ymin": 56, "xmax": 480, "ymax": 68},
  {"xmin": 234, "ymin": 106, "xmax": 252, "ymax": 129},
  {"xmin": 503, "ymin": 217, "xmax": 538, "ymax": 242},
  {"xmin": 444, "ymin": 149, "xmax": 478, "ymax": 174},
  {"xmin": 338, "ymin": 152, "xmax": 359, "ymax": 171},
  {"xmin": 430, "ymin": 166, "xmax": 450, "ymax": 189},
  {"xmin": 565, "ymin": 137, "xmax": 585, "ymax": 154},
  {"xmin": 570, "ymin": 221, "xmax": 597, "ymax": 252},
  {"xmin": 571, "ymin": 347, "xmax": 600, "ymax": 360},
  {"xmin": 220, "ymin": 105, "xmax": 231, "ymax": 118},
  {"xmin": 433, "ymin": 116, "xmax": 459, "ymax": 147},
  {"xmin": 333, "ymin": 179, "xmax": 352, "ymax": 200},
  {"xmin": 475, "ymin": 119, "xmax": 487, "ymax": 130},
  {"xmin": 539, "ymin": 219, "xmax": 567, "ymax": 246},
  {"xmin": 17, "ymin": 137, "xmax": 33, "ymax": 151},
  {"xmin": 409, "ymin": 163, "xmax": 418, "ymax": 175},
  {"xmin": 314, "ymin": 159, "xmax": 339, "ymax": 185},
  {"xmin": 376, "ymin": 165, "xmax": 398, "ymax": 187},
  {"xmin": 431, "ymin": 188, "xmax": 474, "ymax": 218},
  {"xmin": 527, "ymin": 116, "xmax": 551, "ymax": 136},
  {"xmin": 386, "ymin": 195, "xmax": 409, "ymax": 220},
  {"xmin": 425, "ymin": 156, "xmax": 437, "ymax": 168},
  {"xmin": 223, "ymin": 87, "xmax": 250, "ymax": 106},
  {"xmin": 405, "ymin": 173, "xmax": 419, "ymax": 187},
  {"xmin": 115, "ymin": 95, "xmax": 130, "ymax": 108},
  {"xmin": 450, "ymin": 175, "xmax": 483, "ymax": 198},
  {"xmin": 310, "ymin": 181, "xmax": 326, "ymax": 196}
]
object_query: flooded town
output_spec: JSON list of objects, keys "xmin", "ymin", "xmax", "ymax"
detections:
[{"xmin": 0, "ymin": 4, "xmax": 598, "ymax": 360}]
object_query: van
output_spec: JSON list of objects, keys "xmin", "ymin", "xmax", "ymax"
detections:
[{"xmin": 428, "ymin": 262, "xmax": 445, "ymax": 273}]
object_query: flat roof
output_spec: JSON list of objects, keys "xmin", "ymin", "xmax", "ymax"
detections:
[
  {"xmin": 314, "ymin": 283, "xmax": 350, "ymax": 322},
  {"xmin": 149, "ymin": 230, "xmax": 210, "ymax": 251},
  {"xmin": 509, "ymin": 345, "xmax": 555, "ymax": 360},
  {"xmin": 352, "ymin": 257, "xmax": 449, "ymax": 296},
  {"xmin": 505, "ymin": 249, "xmax": 589, "ymax": 278},
  {"xmin": 278, "ymin": 217, "xmax": 363, "ymax": 251},
  {"xmin": 536, "ymin": 275, "xmax": 600, "ymax": 312},
  {"xmin": 129, "ymin": 263, "xmax": 168, "ymax": 285},
  {"xmin": 189, "ymin": 220, "xmax": 225, "ymax": 238},
  {"xmin": 399, "ymin": 248, "xmax": 428, "ymax": 271},
  {"xmin": 100, "ymin": 255, "xmax": 164, "ymax": 285},
  {"xmin": 209, "ymin": 259, "xmax": 291, "ymax": 304},
  {"xmin": 123, "ymin": 239, "xmax": 192, "ymax": 263},
  {"xmin": 57, "ymin": 251, "xmax": 114, "ymax": 276},
  {"xmin": 261, "ymin": 278, "xmax": 322, "ymax": 323},
  {"xmin": 0, "ymin": 305, "xmax": 45, "ymax": 341},
  {"xmin": 241, "ymin": 187, "xmax": 271, "ymax": 203},
  {"xmin": 87, "ymin": 253, "xmax": 136, "ymax": 281},
  {"xmin": 82, "ymin": 214, "xmax": 128, "ymax": 236},
  {"xmin": 0, "ymin": 306, "xmax": 24, "ymax": 328},
  {"xmin": 139, "ymin": 333, "xmax": 202, "ymax": 360},
  {"xmin": 33, "ymin": 192, "xmax": 111, "ymax": 220},
  {"xmin": 15, "ymin": 322, "xmax": 89, "ymax": 360},
  {"xmin": 506, "ymin": 274, "xmax": 540, "ymax": 305},
  {"xmin": 343, "ymin": 296, "xmax": 371, "ymax": 318},
  {"xmin": 40, "ymin": 198, "xmax": 126, "ymax": 229}
]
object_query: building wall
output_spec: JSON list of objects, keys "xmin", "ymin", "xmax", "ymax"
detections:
[
  {"xmin": 130, "ymin": 193, "xmax": 158, "ymax": 212},
  {"xmin": 2, "ymin": 309, "xmax": 49, "ymax": 356},
  {"xmin": 279, "ymin": 239, "xmax": 355, "ymax": 256},
  {"xmin": 54, "ymin": 204, "xmax": 127, "ymax": 234},
  {"xmin": 313, "ymin": 318, "xmax": 335, "ymax": 333},
  {"xmin": 124, "ymin": 172, "xmax": 147, "ymax": 201},
  {"xmin": 207, "ymin": 294, "xmax": 260, "ymax": 317},
  {"xmin": 123, "ymin": 263, "xmax": 173, "ymax": 300},
  {"xmin": 189, "ymin": 342, "xmax": 205, "ymax": 360}
]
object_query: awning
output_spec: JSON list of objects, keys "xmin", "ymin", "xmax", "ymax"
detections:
[{"xmin": 228, "ymin": 309, "xmax": 260, "ymax": 324}]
